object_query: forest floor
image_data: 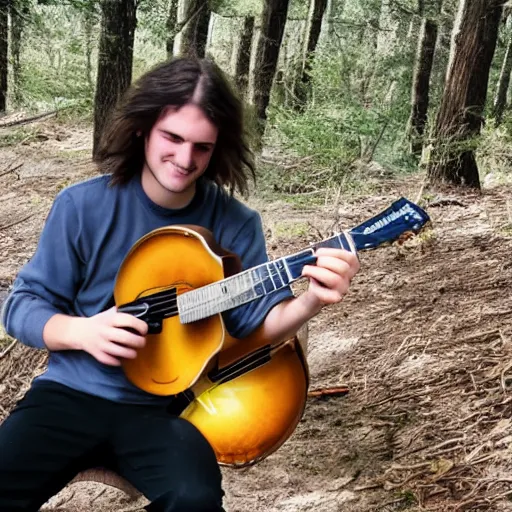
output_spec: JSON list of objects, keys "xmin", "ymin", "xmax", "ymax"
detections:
[{"xmin": 1, "ymin": 119, "xmax": 512, "ymax": 512}]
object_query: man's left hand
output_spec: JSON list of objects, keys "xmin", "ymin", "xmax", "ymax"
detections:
[{"xmin": 301, "ymin": 248, "xmax": 360, "ymax": 307}]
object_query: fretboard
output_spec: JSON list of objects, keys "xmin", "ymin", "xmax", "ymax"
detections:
[{"xmin": 177, "ymin": 231, "xmax": 355, "ymax": 324}]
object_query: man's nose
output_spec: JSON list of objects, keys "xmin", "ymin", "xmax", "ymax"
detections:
[{"xmin": 175, "ymin": 143, "xmax": 194, "ymax": 170}]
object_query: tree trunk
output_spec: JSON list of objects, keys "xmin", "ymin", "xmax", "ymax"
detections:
[
  {"xmin": 301, "ymin": 0, "xmax": 328, "ymax": 86},
  {"xmin": 493, "ymin": 29, "xmax": 512, "ymax": 125},
  {"xmin": 407, "ymin": 0, "xmax": 442, "ymax": 155},
  {"xmin": 323, "ymin": 0, "xmax": 343, "ymax": 43},
  {"xmin": 0, "ymin": 0, "xmax": 8, "ymax": 113},
  {"xmin": 10, "ymin": 0, "xmax": 26, "ymax": 106},
  {"xmin": 83, "ymin": 5, "xmax": 95, "ymax": 94},
  {"xmin": 234, "ymin": 16, "xmax": 254, "ymax": 99},
  {"xmin": 252, "ymin": 0, "xmax": 290, "ymax": 133},
  {"xmin": 426, "ymin": 0, "xmax": 502, "ymax": 189},
  {"xmin": 195, "ymin": 1, "xmax": 210, "ymax": 57},
  {"xmin": 166, "ymin": 0, "xmax": 178, "ymax": 58},
  {"xmin": 294, "ymin": 0, "xmax": 327, "ymax": 107},
  {"xmin": 93, "ymin": 0, "xmax": 137, "ymax": 156},
  {"xmin": 178, "ymin": 0, "xmax": 211, "ymax": 58},
  {"xmin": 358, "ymin": 0, "xmax": 383, "ymax": 107},
  {"xmin": 432, "ymin": 3, "xmax": 454, "ymax": 100}
]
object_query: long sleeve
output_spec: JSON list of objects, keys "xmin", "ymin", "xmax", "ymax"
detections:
[
  {"xmin": 1, "ymin": 192, "xmax": 84, "ymax": 348},
  {"xmin": 221, "ymin": 212, "xmax": 293, "ymax": 339}
]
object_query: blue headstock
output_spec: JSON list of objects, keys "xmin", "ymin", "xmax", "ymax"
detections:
[{"xmin": 348, "ymin": 198, "xmax": 430, "ymax": 251}]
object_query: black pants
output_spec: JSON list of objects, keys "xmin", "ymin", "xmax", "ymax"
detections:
[{"xmin": 0, "ymin": 380, "xmax": 224, "ymax": 512}]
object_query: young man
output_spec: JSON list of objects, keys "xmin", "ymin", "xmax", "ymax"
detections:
[{"xmin": 0, "ymin": 58, "xmax": 359, "ymax": 511}]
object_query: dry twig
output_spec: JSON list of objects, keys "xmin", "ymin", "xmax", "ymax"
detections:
[
  {"xmin": 0, "ymin": 340, "xmax": 17, "ymax": 359},
  {"xmin": 0, "ymin": 162, "xmax": 23, "ymax": 179},
  {"xmin": 0, "ymin": 208, "xmax": 42, "ymax": 231}
]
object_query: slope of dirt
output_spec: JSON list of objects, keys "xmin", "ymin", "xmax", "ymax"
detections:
[{"xmin": 1, "ymin": 123, "xmax": 512, "ymax": 511}]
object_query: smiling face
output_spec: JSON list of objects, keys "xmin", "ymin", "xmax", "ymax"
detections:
[{"xmin": 141, "ymin": 104, "xmax": 219, "ymax": 209}]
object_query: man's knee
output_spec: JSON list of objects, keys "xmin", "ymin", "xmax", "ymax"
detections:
[{"xmin": 146, "ymin": 485, "xmax": 224, "ymax": 512}]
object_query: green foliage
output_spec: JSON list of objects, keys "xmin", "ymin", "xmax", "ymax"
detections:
[
  {"xmin": 287, "ymin": 0, "xmax": 310, "ymax": 20},
  {"xmin": 476, "ymin": 122, "xmax": 512, "ymax": 186},
  {"xmin": 15, "ymin": 4, "xmax": 96, "ymax": 110},
  {"xmin": 213, "ymin": 0, "xmax": 260, "ymax": 17},
  {"xmin": 37, "ymin": 0, "xmax": 98, "ymax": 7},
  {"xmin": 54, "ymin": 98, "xmax": 94, "ymax": 123},
  {"xmin": 11, "ymin": 2, "xmax": 166, "ymax": 116},
  {"xmin": 269, "ymin": 104, "xmax": 360, "ymax": 166},
  {"xmin": 0, "ymin": 125, "xmax": 45, "ymax": 147},
  {"xmin": 264, "ymin": 0, "xmax": 420, "ymax": 192},
  {"xmin": 137, "ymin": 0, "xmax": 172, "ymax": 46},
  {"xmin": 394, "ymin": 489, "xmax": 418, "ymax": 508},
  {"xmin": 0, "ymin": 325, "xmax": 13, "ymax": 350}
]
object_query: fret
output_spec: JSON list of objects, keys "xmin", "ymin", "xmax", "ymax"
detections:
[
  {"xmin": 266, "ymin": 264, "xmax": 276, "ymax": 290},
  {"xmin": 251, "ymin": 267, "xmax": 275, "ymax": 296},
  {"xmin": 283, "ymin": 249, "xmax": 317, "ymax": 280},
  {"xmin": 274, "ymin": 260, "xmax": 290, "ymax": 286},
  {"xmin": 262, "ymin": 264, "xmax": 278, "ymax": 292},
  {"xmin": 281, "ymin": 258, "xmax": 293, "ymax": 283},
  {"xmin": 266, "ymin": 261, "xmax": 281, "ymax": 289},
  {"xmin": 251, "ymin": 279, "xmax": 265, "ymax": 297},
  {"xmin": 312, "ymin": 232, "xmax": 355, "ymax": 253},
  {"xmin": 337, "ymin": 232, "xmax": 355, "ymax": 252}
]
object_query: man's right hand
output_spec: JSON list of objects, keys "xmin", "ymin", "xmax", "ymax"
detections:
[{"xmin": 42, "ymin": 307, "xmax": 148, "ymax": 366}]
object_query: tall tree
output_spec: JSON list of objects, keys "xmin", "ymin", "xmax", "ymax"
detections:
[
  {"xmin": 194, "ymin": 1, "xmax": 210, "ymax": 57},
  {"xmin": 323, "ymin": 0, "xmax": 341, "ymax": 42},
  {"xmin": 81, "ymin": 1, "xmax": 98, "ymax": 95},
  {"xmin": 407, "ymin": 0, "xmax": 443, "ymax": 156},
  {"xmin": 295, "ymin": 0, "xmax": 328, "ymax": 107},
  {"xmin": 93, "ymin": 0, "xmax": 137, "ymax": 156},
  {"xmin": 359, "ymin": 0, "xmax": 383, "ymax": 106},
  {"xmin": 252, "ymin": 0, "xmax": 291, "ymax": 134},
  {"xmin": 234, "ymin": 16, "xmax": 254, "ymax": 99},
  {"xmin": 166, "ymin": 0, "xmax": 178, "ymax": 58},
  {"xmin": 11, "ymin": 0, "xmax": 30, "ymax": 106},
  {"xmin": 426, "ymin": 0, "xmax": 502, "ymax": 188},
  {"xmin": 0, "ymin": 0, "xmax": 8, "ymax": 113},
  {"xmin": 493, "ymin": 18, "xmax": 512, "ymax": 126},
  {"xmin": 178, "ymin": 0, "xmax": 211, "ymax": 58},
  {"xmin": 432, "ymin": 4, "xmax": 454, "ymax": 99}
]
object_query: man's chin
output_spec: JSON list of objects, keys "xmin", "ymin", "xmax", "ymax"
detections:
[{"xmin": 162, "ymin": 180, "xmax": 194, "ymax": 195}]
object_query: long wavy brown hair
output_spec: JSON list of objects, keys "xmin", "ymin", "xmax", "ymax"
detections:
[{"xmin": 94, "ymin": 58, "xmax": 255, "ymax": 195}]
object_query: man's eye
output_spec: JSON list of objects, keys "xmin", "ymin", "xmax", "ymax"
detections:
[
  {"xmin": 196, "ymin": 145, "xmax": 211, "ymax": 153},
  {"xmin": 166, "ymin": 133, "xmax": 182, "ymax": 142}
]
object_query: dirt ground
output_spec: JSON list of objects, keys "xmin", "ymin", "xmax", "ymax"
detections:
[{"xmin": 1, "ymin": 121, "xmax": 512, "ymax": 512}]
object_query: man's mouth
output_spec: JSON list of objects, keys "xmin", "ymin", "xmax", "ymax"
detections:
[{"xmin": 166, "ymin": 161, "xmax": 195, "ymax": 176}]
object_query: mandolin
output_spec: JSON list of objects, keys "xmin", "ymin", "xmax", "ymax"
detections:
[{"xmin": 114, "ymin": 197, "xmax": 430, "ymax": 466}]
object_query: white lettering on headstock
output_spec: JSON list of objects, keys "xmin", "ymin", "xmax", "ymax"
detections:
[{"xmin": 362, "ymin": 203, "xmax": 422, "ymax": 235}]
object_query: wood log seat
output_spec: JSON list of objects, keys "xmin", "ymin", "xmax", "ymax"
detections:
[{"xmin": 69, "ymin": 468, "xmax": 141, "ymax": 499}]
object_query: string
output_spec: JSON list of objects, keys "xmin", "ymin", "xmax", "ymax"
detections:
[
  {"xmin": 209, "ymin": 344, "xmax": 287, "ymax": 385},
  {"xmin": 134, "ymin": 264, "xmax": 285, "ymax": 318},
  {"xmin": 121, "ymin": 242, "xmax": 337, "ymax": 320}
]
